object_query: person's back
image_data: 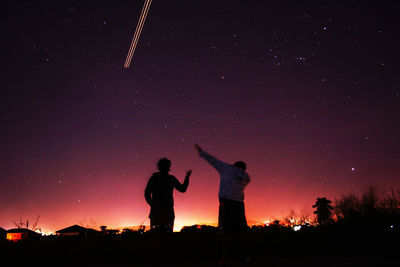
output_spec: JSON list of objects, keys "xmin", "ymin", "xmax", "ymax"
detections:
[
  {"xmin": 146, "ymin": 172, "xmax": 177, "ymax": 207},
  {"xmin": 145, "ymin": 158, "xmax": 191, "ymax": 232},
  {"xmin": 195, "ymin": 148, "xmax": 250, "ymax": 202},
  {"xmin": 217, "ymin": 162, "xmax": 250, "ymax": 202},
  {"xmin": 146, "ymin": 172, "xmax": 184, "ymax": 226}
]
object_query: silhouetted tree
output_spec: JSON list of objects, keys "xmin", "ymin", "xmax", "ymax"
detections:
[
  {"xmin": 138, "ymin": 224, "xmax": 146, "ymax": 234},
  {"xmin": 334, "ymin": 192, "xmax": 360, "ymax": 221},
  {"xmin": 360, "ymin": 185, "xmax": 380, "ymax": 216},
  {"xmin": 334, "ymin": 186, "xmax": 400, "ymax": 229},
  {"xmin": 284, "ymin": 208, "xmax": 297, "ymax": 227},
  {"xmin": 382, "ymin": 189, "xmax": 400, "ymax": 215},
  {"xmin": 298, "ymin": 207, "xmax": 312, "ymax": 225},
  {"xmin": 313, "ymin": 197, "xmax": 333, "ymax": 225}
]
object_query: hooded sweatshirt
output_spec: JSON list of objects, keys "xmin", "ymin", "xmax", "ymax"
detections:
[{"xmin": 200, "ymin": 150, "xmax": 250, "ymax": 202}]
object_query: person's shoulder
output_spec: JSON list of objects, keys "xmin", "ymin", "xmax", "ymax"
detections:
[
  {"xmin": 169, "ymin": 174, "xmax": 178, "ymax": 180},
  {"xmin": 149, "ymin": 172, "xmax": 160, "ymax": 179},
  {"xmin": 166, "ymin": 174, "xmax": 178, "ymax": 183}
]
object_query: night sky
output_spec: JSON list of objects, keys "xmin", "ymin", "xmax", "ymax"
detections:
[{"xmin": 2, "ymin": 1, "xmax": 400, "ymax": 233}]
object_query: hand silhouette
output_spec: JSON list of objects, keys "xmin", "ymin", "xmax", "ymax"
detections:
[
  {"xmin": 186, "ymin": 169, "xmax": 192, "ymax": 177},
  {"xmin": 194, "ymin": 144, "xmax": 202, "ymax": 153}
]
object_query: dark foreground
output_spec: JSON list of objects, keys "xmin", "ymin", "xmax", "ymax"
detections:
[
  {"xmin": 1, "ymin": 225, "xmax": 399, "ymax": 266},
  {"xmin": 2, "ymin": 258, "xmax": 400, "ymax": 267}
]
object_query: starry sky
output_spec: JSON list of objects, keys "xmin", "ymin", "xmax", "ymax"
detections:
[{"xmin": 2, "ymin": 1, "xmax": 400, "ymax": 233}]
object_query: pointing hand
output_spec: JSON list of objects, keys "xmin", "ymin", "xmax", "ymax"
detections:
[{"xmin": 194, "ymin": 144, "xmax": 203, "ymax": 153}]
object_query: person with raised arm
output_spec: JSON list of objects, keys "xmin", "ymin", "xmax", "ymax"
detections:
[{"xmin": 194, "ymin": 144, "xmax": 251, "ymax": 263}]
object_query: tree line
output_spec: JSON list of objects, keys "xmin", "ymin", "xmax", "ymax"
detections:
[{"xmin": 313, "ymin": 185, "xmax": 400, "ymax": 229}]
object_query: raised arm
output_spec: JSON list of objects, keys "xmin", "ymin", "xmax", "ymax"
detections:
[
  {"xmin": 194, "ymin": 144, "xmax": 229, "ymax": 173},
  {"xmin": 174, "ymin": 170, "xmax": 191, "ymax": 192}
]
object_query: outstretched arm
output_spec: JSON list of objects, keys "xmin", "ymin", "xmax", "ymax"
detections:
[
  {"xmin": 194, "ymin": 144, "xmax": 229, "ymax": 173},
  {"xmin": 174, "ymin": 170, "xmax": 191, "ymax": 192}
]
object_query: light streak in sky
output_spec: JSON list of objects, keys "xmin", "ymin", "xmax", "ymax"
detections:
[{"xmin": 124, "ymin": 0, "xmax": 153, "ymax": 68}]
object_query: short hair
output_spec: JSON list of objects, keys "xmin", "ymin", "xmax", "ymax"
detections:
[
  {"xmin": 234, "ymin": 161, "xmax": 247, "ymax": 171},
  {"xmin": 157, "ymin": 158, "xmax": 171, "ymax": 172}
]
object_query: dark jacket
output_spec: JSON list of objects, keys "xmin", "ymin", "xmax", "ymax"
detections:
[{"xmin": 145, "ymin": 172, "xmax": 189, "ymax": 220}]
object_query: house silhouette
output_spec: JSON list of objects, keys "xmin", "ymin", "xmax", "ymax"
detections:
[
  {"xmin": 56, "ymin": 224, "xmax": 100, "ymax": 238},
  {"xmin": 6, "ymin": 228, "xmax": 41, "ymax": 242}
]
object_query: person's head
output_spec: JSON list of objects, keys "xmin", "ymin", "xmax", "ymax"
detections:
[
  {"xmin": 234, "ymin": 161, "xmax": 247, "ymax": 171},
  {"xmin": 157, "ymin": 157, "xmax": 171, "ymax": 173}
]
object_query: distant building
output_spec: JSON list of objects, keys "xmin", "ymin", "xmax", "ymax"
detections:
[
  {"xmin": 6, "ymin": 228, "xmax": 41, "ymax": 242},
  {"xmin": 56, "ymin": 225, "xmax": 100, "ymax": 238},
  {"xmin": 0, "ymin": 227, "xmax": 6, "ymax": 239}
]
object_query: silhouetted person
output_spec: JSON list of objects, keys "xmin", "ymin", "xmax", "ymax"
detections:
[
  {"xmin": 194, "ymin": 144, "xmax": 251, "ymax": 263},
  {"xmin": 145, "ymin": 157, "xmax": 191, "ymax": 233}
]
